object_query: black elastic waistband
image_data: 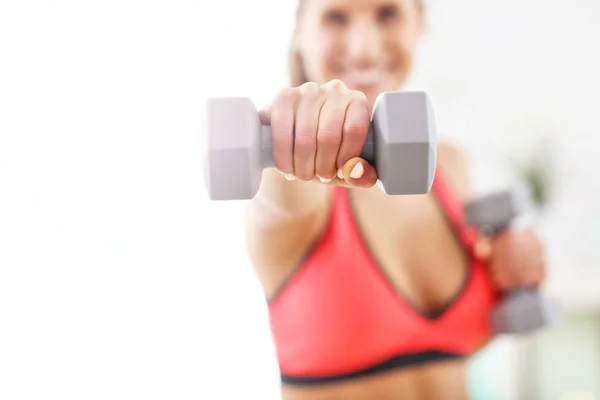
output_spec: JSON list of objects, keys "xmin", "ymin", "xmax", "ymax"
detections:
[{"xmin": 281, "ymin": 350, "xmax": 464, "ymax": 385}]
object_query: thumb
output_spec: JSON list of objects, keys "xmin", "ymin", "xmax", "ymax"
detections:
[{"xmin": 339, "ymin": 157, "xmax": 378, "ymax": 189}]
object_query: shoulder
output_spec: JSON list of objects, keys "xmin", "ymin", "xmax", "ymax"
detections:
[{"xmin": 436, "ymin": 141, "xmax": 470, "ymax": 200}]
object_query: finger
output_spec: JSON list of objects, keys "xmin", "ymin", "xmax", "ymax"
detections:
[
  {"xmin": 506, "ymin": 252, "xmax": 524, "ymax": 289},
  {"xmin": 490, "ymin": 267, "xmax": 510, "ymax": 291},
  {"xmin": 336, "ymin": 91, "xmax": 371, "ymax": 169},
  {"xmin": 310, "ymin": 175, "xmax": 352, "ymax": 188},
  {"xmin": 489, "ymin": 247, "xmax": 514, "ymax": 289},
  {"xmin": 490, "ymin": 240, "xmax": 521, "ymax": 290},
  {"xmin": 520, "ymin": 241, "xmax": 546, "ymax": 287},
  {"xmin": 496, "ymin": 266, "xmax": 522, "ymax": 291},
  {"xmin": 323, "ymin": 78, "xmax": 347, "ymax": 93},
  {"xmin": 270, "ymin": 88, "xmax": 299, "ymax": 179},
  {"xmin": 529, "ymin": 258, "xmax": 546, "ymax": 288},
  {"xmin": 518, "ymin": 257, "xmax": 539, "ymax": 287},
  {"xmin": 314, "ymin": 91, "xmax": 348, "ymax": 181},
  {"xmin": 474, "ymin": 236, "xmax": 493, "ymax": 260},
  {"xmin": 338, "ymin": 157, "xmax": 377, "ymax": 188},
  {"xmin": 294, "ymin": 82, "xmax": 326, "ymax": 181},
  {"xmin": 258, "ymin": 107, "xmax": 270, "ymax": 125}
]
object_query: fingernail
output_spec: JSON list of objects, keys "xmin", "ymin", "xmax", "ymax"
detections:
[
  {"xmin": 350, "ymin": 162, "xmax": 364, "ymax": 179},
  {"xmin": 283, "ymin": 173, "xmax": 296, "ymax": 181},
  {"xmin": 337, "ymin": 169, "xmax": 344, "ymax": 179},
  {"xmin": 318, "ymin": 176, "xmax": 332, "ymax": 183}
]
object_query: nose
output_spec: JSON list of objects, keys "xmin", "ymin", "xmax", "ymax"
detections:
[{"xmin": 345, "ymin": 19, "xmax": 383, "ymax": 68}]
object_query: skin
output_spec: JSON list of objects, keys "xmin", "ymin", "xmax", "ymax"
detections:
[{"xmin": 243, "ymin": 0, "xmax": 547, "ymax": 399}]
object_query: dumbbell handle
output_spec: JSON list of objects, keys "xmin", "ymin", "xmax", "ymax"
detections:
[{"xmin": 258, "ymin": 122, "xmax": 377, "ymax": 170}]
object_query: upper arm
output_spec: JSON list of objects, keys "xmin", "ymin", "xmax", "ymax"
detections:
[{"xmin": 436, "ymin": 142, "xmax": 471, "ymax": 201}]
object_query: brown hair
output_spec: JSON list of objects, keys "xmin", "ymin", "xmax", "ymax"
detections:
[{"xmin": 287, "ymin": 0, "xmax": 424, "ymax": 87}]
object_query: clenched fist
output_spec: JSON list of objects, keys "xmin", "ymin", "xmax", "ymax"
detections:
[
  {"xmin": 475, "ymin": 229, "xmax": 547, "ymax": 291},
  {"xmin": 259, "ymin": 80, "xmax": 378, "ymax": 188}
]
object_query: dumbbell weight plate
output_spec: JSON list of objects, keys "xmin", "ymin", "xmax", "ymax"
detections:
[{"xmin": 463, "ymin": 187, "xmax": 561, "ymax": 335}]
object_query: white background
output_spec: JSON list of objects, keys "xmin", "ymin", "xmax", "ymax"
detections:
[{"xmin": 1, "ymin": 0, "xmax": 599, "ymax": 399}]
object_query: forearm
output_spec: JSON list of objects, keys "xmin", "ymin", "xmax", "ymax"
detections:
[
  {"xmin": 247, "ymin": 169, "xmax": 330, "ymax": 226},
  {"xmin": 243, "ymin": 169, "xmax": 331, "ymax": 272}
]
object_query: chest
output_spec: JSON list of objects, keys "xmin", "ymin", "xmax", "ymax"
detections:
[{"xmin": 348, "ymin": 189, "xmax": 471, "ymax": 316}]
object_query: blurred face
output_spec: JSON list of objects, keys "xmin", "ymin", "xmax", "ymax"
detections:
[{"xmin": 296, "ymin": 0, "xmax": 423, "ymax": 105}]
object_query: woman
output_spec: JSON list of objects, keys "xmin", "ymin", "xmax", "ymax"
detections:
[{"xmin": 243, "ymin": 0, "xmax": 547, "ymax": 399}]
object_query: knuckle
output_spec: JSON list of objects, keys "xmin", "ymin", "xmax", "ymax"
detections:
[
  {"xmin": 344, "ymin": 119, "xmax": 370, "ymax": 138},
  {"xmin": 317, "ymin": 129, "xmax": 342, "ymax": 148},
  {"xmin": 294, "ymin": 135, "xmax": 317, "ymax": 154},
  {"xmin": 272, "ymin": 133, "xmax": 292, "ymax": 153},
  {"xmin": 318, "ymin": 125, "xmax": 342, "ymax": 142},
  {"xmin": 294, "ymin": 114, "xmax": 316, "ymax": 134},
  {"xmin": 349, "ymin": 89, "xmax": 367, "ymax": 101},
  {"xmin": 323, "ymin": 79, "xmax": 347, "ymax": 92},
  {"xmin": 299, "ymin": 81, "xmax": 320, "ymax": 96},
  {"xmin": 276, "ymin": 86, "xmax": 299, "ymax": 105}
]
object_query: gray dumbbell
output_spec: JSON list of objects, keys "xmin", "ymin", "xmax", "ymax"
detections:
[
  {"xmin": 464, "ymin": 187, "xmax": 561, "ymax": 334},
  {"xmin": 202, "ymin": 91, "xmax": 437, "ymax": 200}
]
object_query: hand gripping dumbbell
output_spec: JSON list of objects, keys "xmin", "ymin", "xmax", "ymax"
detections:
[
  {"xmin": 464, "ymin": 187, "xmax": 561, "ymax": 334},
  {"xmin": 202, "ymin": 91, "xmax": 437, "ymax": 200}
]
